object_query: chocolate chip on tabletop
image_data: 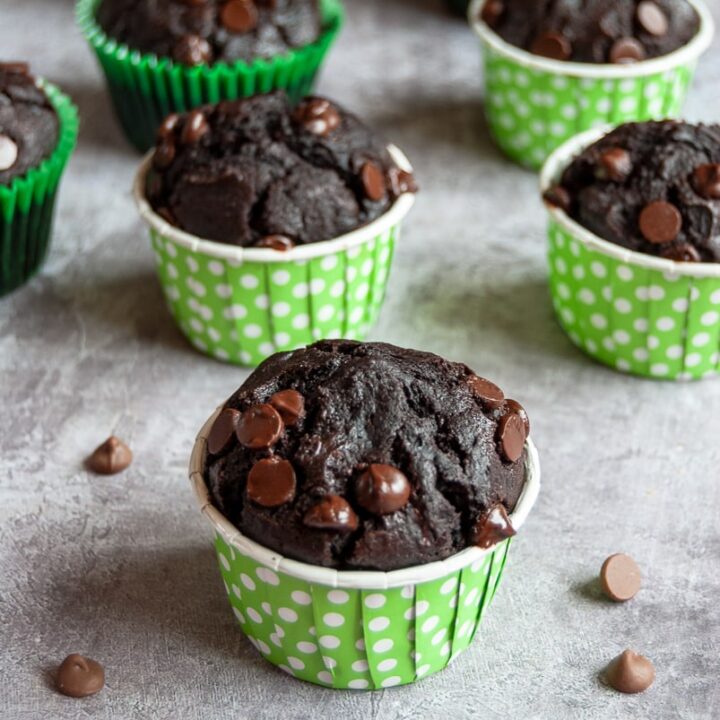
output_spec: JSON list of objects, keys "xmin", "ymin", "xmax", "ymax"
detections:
[
  {"xmin": 55, "ymin": 654, "xmax": 105, "ymax": 698},
  {"xmin": 86, "ymin": 436, "xmax": 133, "ymax": 475},
  {"xmin": 604, "ymin": 650, "xmax": 656, "ymax": 694},
  {"xmin": 600, "ymin": 553, "xmax": 641, "ymax": 602}
]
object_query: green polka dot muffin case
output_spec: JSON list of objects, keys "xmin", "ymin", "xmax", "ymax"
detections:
[
  {"xmin": 469, "ymin": 0, "xmax": 714, "ymax": 170},
  {"xmin": 190, "ymin": 408, "xmax": 541, "ymax": 690},
  {"xmin": 542, "ymin": 127, "xmax": 720, "ymax": 381}
]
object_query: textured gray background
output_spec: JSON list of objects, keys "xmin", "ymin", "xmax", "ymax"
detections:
[{"xmin": 1, "ymin": 0, "xmax": 720, "ymax": 718}]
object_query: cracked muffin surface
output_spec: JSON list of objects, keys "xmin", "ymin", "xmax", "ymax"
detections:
[{"xmin": 204, "ymin": 340, "xmax": 530, "ymax": 571}]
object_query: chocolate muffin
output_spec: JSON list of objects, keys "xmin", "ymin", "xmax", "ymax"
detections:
[
  {"xmin": 481, "ymin": 0, "xmax": 700, "ymax": 63},
  {"xmin": 96, "ymin": 0, "xmax": 321, "ymax": 66},
  {"xmin": 204, "ymin": 340, "xmax": 530, "ymax": 571},
  {"xmin": 545, "ymin": 121, "xmax": 720, "ymax": 263},
  {"xmin": 0, "ymin": 63, "xmax": 59, "ymax": 185},
  {"xmin": 146, "ymin": 92, "xmax": 417, "ymax": 248}
]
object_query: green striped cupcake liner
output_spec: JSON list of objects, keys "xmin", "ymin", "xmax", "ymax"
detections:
[
  {"xmin": 76, "ymin": 0, "xmax": 344, "ymax": 152},
  {"xmin": 469, "ymin": 0, "xmax": 714, "ymax": 170},
  {"xmin": 0, "ymin": 82, "xmax": 79, "ymax": 296},
  {"xmin": 134, "ymin": 145, "xmax": 415, "ymax": 367},
  {"xmin": 542, "ymin": 126, "xmax": 720, "ymax": 381},
  {"xmin": 190, "ymin": 407, "xmax": 541, "ymax": 690}
]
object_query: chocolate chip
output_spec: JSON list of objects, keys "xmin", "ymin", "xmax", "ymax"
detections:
[
  {"xmin": 173, "ymin": 34, "xmax": 213, "ymax": 66},
  {"xmin": 0, "ymin": 134, "xmax": 18, "ymax": 171},
  {"xmin": 153, "ymin": 139, "xmax": 175, "ymax": 169},
  {"xmin": 157, "ymin": 113, "xmax": 180, "ymax": 142},
  {"xmin": 480, "ymin": 0, "xmax": 504, "ymax": 27},
  {"xmin": 256, "ymin": 234, "xmax": 295, "ymax": 251},
  {"xmin": 207, "ymin": 408, "xmax": 240, "ymax": 455},
  {"xmin": 180, "ymin": 110, "xmax": 209, "ymax": 145},
  {"xmin": 56, "ymin": 654, "xmax": 105, "ymax": 698},
  {"xmin": 221, "ymin": 0, "xmax": 258, "ymax": 33},
  {"xmin": 530, "ymin": 31, "xmax": 572, "ymax": 61},
  {"xmin": 609, "ymin": 37, "xmax": 647, "ymax": 64},
  {"xmin": 636, "ymin": 1, "xmax": 668, "ymax": 36},
  {"xmin": 504, "ymin": 398, "xmax": 530, "ymax": 435},
  {"xmin": 692, "ymin": 163, "xmax": 720, "ymax": 199},
  {"xmin": 236, "ymin": 404, "xmax": 284, "ymax": 449},
  {"xmin": 355, "ymin": 464, "xmax": 411, "ymax": 515},
  {"xmin": 0, "ymin": 62, "xmax": 30, "ymax": 75},
  {"xmin": 269, "ymin": 389, "xmax": 305, "ymax": 426},
  {"xmin": 304, "ymin": 495, "xmax": 359, "ymax": 531},
  {"xmin": 497, "ymin": 412, "xmax": 526, "ymax": 463},
  {"xmin": 600, "ymin": 553, "xmax": 641, "ymax": 602},
  {"xmin": 468, "ymin": 375, "xmax": 505, "ymax": 410},
  {"xmin": 543, "ymin": 185, "xmax": 571, "ymax": 213},
  {"xmin": 388, "ymin": 167, "xmax": 418, "ymax": 198},
  {"xmin": 247, "ymin": 457, "xmax": 296, "ymax": 507},
  {"xmin": 604, "ymin": 650, "xmax": 655, "ymax": 694},
  {"xmin": 639, "ymin": 200, "xmax": 682, "ymax": 244},
  {"xmin": 473, "ymin": 504, "xmax": 516, "ymax": 549},
  {"xmin": 360, "ymin": 162, "xmax": 387, "ymax": 202},
  {"xmin": 156, "ymin": 206, "xmax": 177, "ymax": 225},
  {"xmin": 597, "ymin": 147, "xmax": 633, "ymax": 182},
  {"xmin": 86, "ymin": 436, "xmax": 132, "ymax": 475},
  {"xmin": 293, "ymin": 98, "xmax": 341, "ymax": 136},
  {"xmin": 660, "ymin": 243, "xmax": 701, "ymax": 262}
]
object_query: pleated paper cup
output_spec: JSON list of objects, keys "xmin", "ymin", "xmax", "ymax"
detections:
[
  {"xmin": 133, "ymin": 145, "xmax": 415, "ymax": 366},
  {"xmin": 541, "ymin": 126, "xmax": 720, "ymax": 381},
  {"xmin": 189, "ymin": 406, "xmax": 541, "ymax": 690},
  {"xmin": 469, "ymin": 0, "xmax": 714, "ymax": 170},
  {"xmin": 0, "ymin": 82, "xmax": 79, "ymax": 296},
  {"xmin": 76, "ymin": 0, "xmax": 343, "ymax": 152}
]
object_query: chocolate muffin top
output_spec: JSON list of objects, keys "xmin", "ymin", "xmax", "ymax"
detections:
[
  {"xmin": 545, "ymin": 121, "xmax": 720, "ymax": 263},
  {"xmin": 0, "ymin": 63, "xmax": 59, "ymax": 186},
  {"xmin": 204, "ymin": 340, "xmax": 530, "ymax": 571},
  {"xmin": 481, "ymin": 0, "xmax": 700, "ymax": 64},
  {"xmin": 96, "ymin": 0, "xmax": 322, "ymax": 66},
  {"xmin": 146, "ymin": 92, "xmax": 416, "ymax": 248}
]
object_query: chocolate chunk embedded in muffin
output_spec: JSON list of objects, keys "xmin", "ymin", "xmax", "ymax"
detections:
[
  {"xmin": 546, "ymin": 121, "xmax": 720, "ymax": 262},
  {"xmin": 0, "ymin": 63, "xmax": 59, "ymax": 185},
  {"xmin": 204, "ymin": 340, "xmax": 529, "ymax": 571},
  {"xmin": 146, "ymin": 92, "xmax": 416, "ymax": 247},
  {"xmin": 97, "ymin": 0, "xmax": 321, "ymax": 66},
  {"xmin": 482, "ymin": 0, "xmax": 700, "ymax": 64}
]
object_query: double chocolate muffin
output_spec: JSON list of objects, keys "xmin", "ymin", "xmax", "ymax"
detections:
[
  {"xmin": 204, "ymin": 340, "xmax": 530, "ymax": 572},
  {"xmin": 0, "ymin": 63, "xmax": 59, "ymax": 185},
  {"xmin": 546, "ymin": 121, "xmax": 720, "ymax": 263},
  {"xmin": 481, "ymin": 0, "xmax": 700, "ymax": 63},
  {"xmin": 146, "ymin": 92, "xmax": 416, "ymax": 248},
  {"xmin": 97, "ymin": 0, "xmax": 321, "ymax": 66}
]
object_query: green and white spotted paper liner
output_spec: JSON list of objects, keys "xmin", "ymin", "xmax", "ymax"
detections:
[
  {"xmin": 542, "ymin": 127, "xmax": 720, "ymax": 381},
  {"xmin": 134, "ymin": 146, "xmax": 415, "ymax": 366},
  {"xmin": 469, "ymin": 0, "xmax": 714, "ymax": 170},
  {"xmin": 189, "ymin": 409, "xmax": 541, "ymax": 690}
]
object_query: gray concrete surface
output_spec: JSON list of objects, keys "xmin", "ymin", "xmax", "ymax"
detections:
[{"xmin": 1, "ymin": 1, "xmax": 719, "ymax": 718}]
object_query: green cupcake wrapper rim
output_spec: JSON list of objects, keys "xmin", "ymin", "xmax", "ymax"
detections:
[
  {"xmin": 0, "ymin": 81, "xmax": 79, "ymax": 295},
  {"xmin": 190, "ymin": 406, "xmax": 541, "ymax": 689},
  {"xmin": 469, "ymin": 0, "xmax": 715, "ymax": 169},
  {"xmin": 75, "ymin": 0, "xmax": 344, "ymax": 152},
  {"xmin": 542, "ymin": 126, "xmax": 720, "ymax": 381}
]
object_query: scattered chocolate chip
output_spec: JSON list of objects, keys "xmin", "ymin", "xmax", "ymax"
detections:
[
  {"xmin": 207, "ymin": 408, "xmax": 241, "ymax": 455},
  {"xmin": 56, "ymin": 654, "xmax": 105, "ymax": 698},
  {"xmin": 473, "ymin": 504, "xmax": 516, "ymax": 549},
  {"xmin": 600, "ymin": 553, "xmax": 641, "ymax": 602},
  {"xmin": 157, "ymin": 113, "xmax": 180, "ymax": 141},
  {"xmin": 604, "ymin": 650, "xmax": 655, "ymax": 694},
  {"xmin": 236, "ymin": 404, "xmax": 284, "ymax": 449},
  {"xmin": 660, "ymin": 243, "xmax": 701, "ymax": 262},
  {"xmin": 0, "ymin": 61, "xmax": 30, "ymax": 75},
  {"xmin": 256, "ymin": 234, "xmax": 295, "ymax": 251},
  {"xmin": 543, "ymin": 185, "xmax": 571, "ymax": 213},
  {"xmin": 530, "ymin": 31, "xmax": 572, "ymax": 61},
  {"xmin": 609, "ymin": 37, "xmax": 647, "ymax": 64},
  {"xmin": 597, "ymin": 147, "xmax": 633, "ymax": 182},
  {"xmin": 153, "ymin": 139, "xmax": 175, "ymax": 169},
  {"xmin": 293, "ymin": 98, "xmax": 341, "ymax": 137},
  {"xmin": 360, "ymin": 161, "xmax": 387, "ymax": 202},
  {"xmin": 304, "ymin": 495, "xmax": 359, "ymax": 531},
  {"xmin": 0, "ymin": 134, "xmax": 18, "ymax": 171},
  {"xmin": 692, "ymin": 163, "xmax": 720, "ymax": 199},
  {"xmin": 636, "ymin": 1, "xmax": 669, "ymax": 37},
  {"xmin": 468, "ymin": 375, "xmax": 505, "ymax": 410},
  {"xmin": 173, "ymin": 34, "xmax": 213, "ymax": 66},
  {"xmin": 86, "ymin": 436, "xmax": 132, "ymax": 475},
  {"xmin": 181, "ymin": 110, "xmax": 209, "ymax": 145},
  {"xmin": 247, "ymin": 457, "xmax": 296, "ymax": 507},
  {"xmin": 638, "ymin": 200, "xmax": 682, "ymax": 244},
  {"xmin": 355, "ymin": 464, "xmax": 411, "ymax": 515},
  {"xmin": 497, "ymin": 412, "xmax": 526, "ymax": 462},
  {"xmin": 269, "ymin": 389, "xmax": 305, "ymax": 426},
  {"xmin": 388, "ymin": 167, "xmax": 418, "ymax": 198},
  {"xmin": 221, "ymin": 0, "xmax": 258, "ymax": 33},
  {"xmin": 480, "ymin": 0, "xmax": 504, "ymax": 27},
  {"xmin": 504, "ymin": 398, "xmax": 530, "ymax": 435}
]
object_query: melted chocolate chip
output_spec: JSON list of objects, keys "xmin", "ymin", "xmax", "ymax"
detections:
[
  {"xmin": 235, "ymin": 404, "xmax": 284, "ymax": 449},
  {"xmin": 360, "ymin": 161, "xmax": 387, "ymax": 201},
  {"xmin": 207, "ymin": 408, "xmax": 240, "ymax": 455},
  {"xmin": 660, "ymin": 243, "xmax": 701, "ymax": 262},
  {"xmin": 609, "ymin": 37, "xmax": 647, "ymax": 64},
  {"xmin": 157, "ymin": 113, "xmax": 180, "ymax": 141},
  {"xmin": 0, "ymin": 134, "xmax": 18, "ymax": 171},
  {"xmin": 293, "ymin": 98, "xmax": 341, "ymax": 137},
  {"xmin": 600, "ymin": 553, "xmax": 641, "ymax": 602},
  {"xmin": 543, "ymin": 185, "xmax": 571, "ymax": 213},
  {"xmin": 221, "ymin": 0, "xmax": 258, "ymax": 33},
  {"xmin": 480, "ymin": 0, "xmax": 504, "ymax": 27},
  {"xmin": 468, "ymin": 375, "xmax": 505, "ymax": 410},
  {"xmin": 269, "ymin": 389, "xmax": 305, "ymax": 426},
  {"xmin": 604, "ymin": 650, "xmax": 655, "ymax": 694},
  {"xmin": 153, "ymin": 140, "xmax": 176, "ymax": 169},
  {"xmin": 598, "ymin": 147, "xmax": 632, "ymax": 182},
  {"xmin": 56, "ymin": 654, "xmax": 105, "ymax": 698},
  {"xmin": 639, "ymin": 200, "xmax": 682, "ymax": 244},
  {"xmin": 181, "ymin": 110, "xmax": 209, "ymax": 145},
  {"xmin": 530, "ymin": 31, "xmax": 572, "ymax": 61},
  {"xmin": 497, "ymin": 412, "xmax": 526, "ymax": 463},
  {"xmin": 256, "ymin": 234, "xmax": 295, "ymax": 251},
  {"xmin": 504, "ymin": 398, "xmax": 530, "ymax": 435},
  {"xmin": 173, "ymin": 34, "xmax": 213, "ymax": 66},
  {"xmin": 86, "ymin": 436, "xmax": 133, "ymax": 475},
  {"xmin": 355, "ymin": 464, "xmax": 411, "ymax": 515},
  {"xmin": 692, "ymin": 163, "xmax": 720, "ymax": 199},
  {"xmin": 247, "ymin": 457, "xmax": 296, "ymax": 507},
  {"xmin": 304, "ymin": 495, "xmax": 359, "ymax": 531},
  {"xmin": 636, "ymin": 1, "xmax": 668, "ymax": 37},
  {"xmin": 388, "ymin": 167, "xmax": 418, "ymax": 198},
  {"xmin": 473, "ymin": 504, "xmax": 516, "ymax": 549}
]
